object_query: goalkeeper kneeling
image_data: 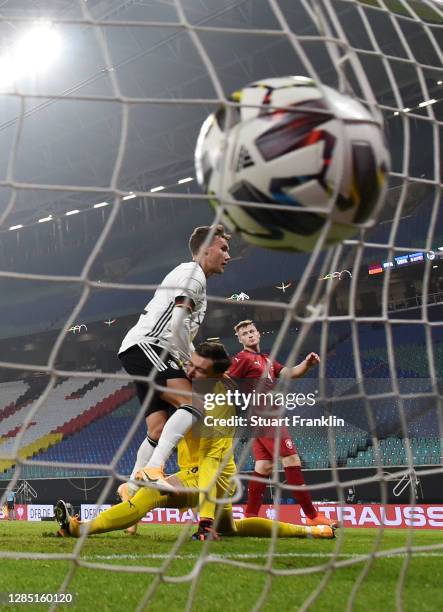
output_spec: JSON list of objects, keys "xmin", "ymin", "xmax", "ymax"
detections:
[{"xmin": 55, "ymin": 342, "xmax": 334, "ymax": 541}]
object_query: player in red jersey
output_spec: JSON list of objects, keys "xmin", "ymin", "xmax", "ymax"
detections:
[{"xmin": 228, "ymin": 320, "xmax": 337, "ymax": 529}]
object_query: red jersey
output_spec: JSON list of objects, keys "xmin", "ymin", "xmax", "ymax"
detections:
[
  {"xmin": 228, "ymin": 350, "xmax": 284, "ymax": 385},
  {"xmin": 228, "ymin": 350, "xmax": 296, "ymax": 459}
]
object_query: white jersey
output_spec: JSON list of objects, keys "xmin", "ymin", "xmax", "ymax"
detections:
[{"xmin": 118, "ymin": 262, "xmax": 207, "ymax": 364}]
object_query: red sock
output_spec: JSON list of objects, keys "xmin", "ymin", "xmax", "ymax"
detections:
[
  {"xmin": 284, "ymin": 466, "xmax": 317, "ymax": 520},
  {"xmin": 245, "ymin": 471, "xmax": 267, "ymax": 517}
]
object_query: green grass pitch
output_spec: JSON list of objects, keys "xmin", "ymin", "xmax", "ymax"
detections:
[{"xmin": 0, "ymin": 522, "xmax": 442, "ymax": 611}]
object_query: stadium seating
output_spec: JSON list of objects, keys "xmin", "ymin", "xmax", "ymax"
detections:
[
  {"xmin": 0, "ymin": 380, "xmax": 32, "ymax": 422},
  {"xmin": 0, "ymin": 375, "xmax": 135, "ymax": 474},
  {"xmin": 0, "ymin": 397, "xmax": 179, "ymax": 480}
]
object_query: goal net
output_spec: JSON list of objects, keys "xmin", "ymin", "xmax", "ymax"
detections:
[{"xmin": 0, "ymin": 0, "xmax": 442, "ymax": 609}]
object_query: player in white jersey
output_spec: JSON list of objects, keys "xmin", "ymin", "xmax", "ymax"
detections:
[
  {"xmin": 119, "ymin": 225, "xmax": 230, "ymax": 492},
  {"xmin": 119, "ymin": 261, "xmax": 207, "ymax": 365}
]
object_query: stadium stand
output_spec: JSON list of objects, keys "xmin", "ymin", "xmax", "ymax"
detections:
[
  {"xmin": 0, "ymin": 397, "xmax": 177, "ymax": 480},
  {"xmin": 0, "ymin": 375, "xmax": 134, "ymax": 474},
  {"xmin": 1, "ymin": 322, "xmax": 441, "ymax": 478}
]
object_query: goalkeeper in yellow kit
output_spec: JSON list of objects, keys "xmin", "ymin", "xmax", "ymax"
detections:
[{"xmin": 55, "ymin": 342, "xmax": 333, "ymax": 541}]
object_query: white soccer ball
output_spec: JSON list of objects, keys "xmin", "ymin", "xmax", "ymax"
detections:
[{"xmin": 195, "ymin": 76, "xmax": 390, "ymax": 252}]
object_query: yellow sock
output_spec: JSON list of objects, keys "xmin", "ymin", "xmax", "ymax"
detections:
[
  {"xmin": 83, "ymin": 487, "xmax": 167, "ymax": 535},
  {"xmin": 217, "ymin": 505, "xmax": 236, "ymax": 535},
  {"xmin": 234, "ymin": 517, "xmax": 309, "ymax": 538},
  {"xmin": 198, "ymin": 455, "xmax": 220, "ymax": 521}
]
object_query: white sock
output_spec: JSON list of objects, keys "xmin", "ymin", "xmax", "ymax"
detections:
[
  {"xmin": 147, "ymin": 407, "xmax": 198, "ymax": 468},
  {"xmin": 128, "ymin": 435, "xmax": 157, "ymax": 494}
]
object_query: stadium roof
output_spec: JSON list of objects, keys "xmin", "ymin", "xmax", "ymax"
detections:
[{"xmin": 0, "ymin": 0, "xmax": 441, "ymax": 225}]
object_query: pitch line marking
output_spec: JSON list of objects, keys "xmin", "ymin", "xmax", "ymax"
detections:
[{"xmin": 87, "ymin": 552, "xmax": 443, "ymax": 561}]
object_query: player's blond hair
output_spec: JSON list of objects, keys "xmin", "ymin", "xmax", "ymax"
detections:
[
  {"xmin": 234, "ymin": 320, "xmax": 256, "ymax": 335},
  {"xmin": 188, "ymin": 224, "xmax": 230, "ymax": 256}
]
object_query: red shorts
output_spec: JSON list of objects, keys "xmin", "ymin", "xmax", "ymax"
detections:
[{"xmin": 252, "ymin": 426, "xmax": 297, "ymax": 461}]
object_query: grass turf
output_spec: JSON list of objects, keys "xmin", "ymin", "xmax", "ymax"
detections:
[{"xmin": 0, "ymin": 522, "xmax": 442, "ymax": 611}]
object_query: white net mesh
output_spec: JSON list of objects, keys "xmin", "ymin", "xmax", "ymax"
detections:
[{"xmin": 0, "ymin": 0, "xmax": 442, "ymax": 609}]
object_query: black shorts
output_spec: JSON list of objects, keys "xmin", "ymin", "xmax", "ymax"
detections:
[
  {"xmin": 7, "ymin": 501, "xmax": 14, "ymax": 510},
  {"xmin": 119, "ymin": 344, "xmax": 188, "ymax": 417}
]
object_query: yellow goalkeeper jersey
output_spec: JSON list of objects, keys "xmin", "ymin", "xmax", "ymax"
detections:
[
  {"xmin": 177, "ymin": 430, "xmax": 200, "ymax": 470},
  {"xmin": 199, "ymin": 379, "xmax": 235, "ymax": 460},
  {"xmin": 176, "ymin": 380, "xmax": 237, "ymax": 518},
  {"xmin": 177, "ymin": 379, "xmax": 236, "ymax": 467}
]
